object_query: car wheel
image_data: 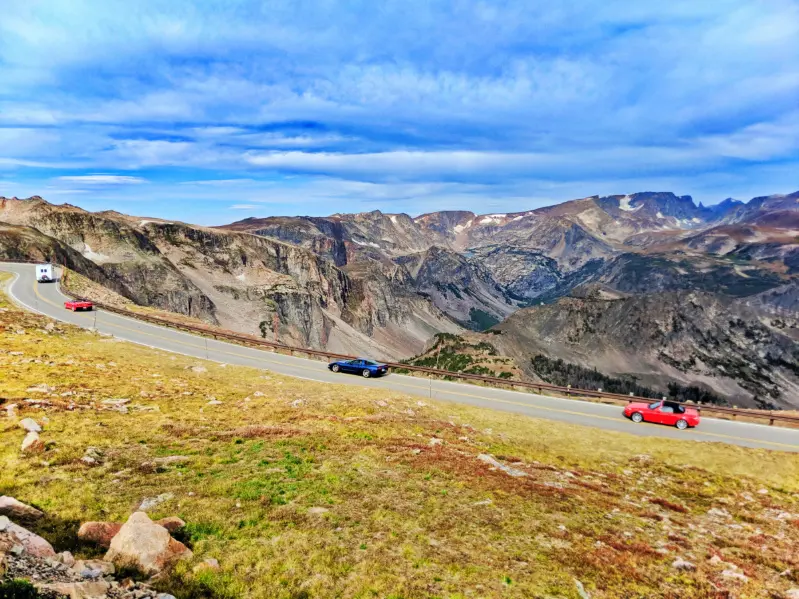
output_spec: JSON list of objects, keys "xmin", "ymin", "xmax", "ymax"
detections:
[
  {"xmin": 331, "ymin": 364, "xmax": 340, "ymax": 373},
  {"xmin": 362, "ymin": 369, "xmax": 371, "ymax": 378},
  {"xmin": 675, "ymin": 419, "xmax": 688, "ymax": 430},
  {"xmin": 631, "ymin": 412, "xmax": 643, "ymax": 423}
]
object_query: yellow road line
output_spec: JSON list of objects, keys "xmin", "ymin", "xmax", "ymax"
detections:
[{"xmin": 32, "ymin": 281, "xmax": 799, "ymax": 451}]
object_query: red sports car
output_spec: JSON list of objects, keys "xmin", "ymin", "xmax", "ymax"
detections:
[
  {"xmin": 623, "ymin": 400, "xmax": 700, "ymax": 430},
  {"xmin": 64, "ymin": 300, "xmax": 93, "ymax": 312}
]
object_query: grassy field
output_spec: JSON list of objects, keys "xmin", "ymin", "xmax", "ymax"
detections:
[{"xmin": 2, "ymin": 271, "xmax": 799, "ymax": 598}]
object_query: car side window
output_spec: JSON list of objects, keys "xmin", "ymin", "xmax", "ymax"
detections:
[
  {"xmin": 648, "ymin": 401, "xmax": 661, "ymax": 410},
  {"xmin": 660, "ymin": 406, "xmax": 674, "ymax": 414}
]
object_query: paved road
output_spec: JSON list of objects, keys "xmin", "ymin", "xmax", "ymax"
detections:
[{"xmin": 2, "ymin": 262, "xmax": 798, "ymax": 453}]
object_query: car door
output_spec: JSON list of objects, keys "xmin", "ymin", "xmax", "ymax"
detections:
[
  {"xmin": 658, "ymin": 404, "xmax": 677, "ymax": 426},
  {"xmin": 645, "ymin": 401, "xmax": 663, "ymax": 423},
  {"xmin": 347, "ymin": 360, "xmax": 362, "ymax": 373}
]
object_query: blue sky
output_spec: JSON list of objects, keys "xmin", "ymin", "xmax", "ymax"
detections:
[{"xmin": 0, "ymin": 0, "xmax": 797, "ymax": 225}]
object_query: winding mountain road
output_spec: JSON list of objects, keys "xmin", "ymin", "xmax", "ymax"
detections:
[{"xmin": 2, "ymin": 262, "xmax": 798, "ymax": 452}]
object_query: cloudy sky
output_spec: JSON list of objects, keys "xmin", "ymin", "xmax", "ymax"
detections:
[{"xmin": 0, "ymin": 1, "xmax": 797, "ymax": 224}]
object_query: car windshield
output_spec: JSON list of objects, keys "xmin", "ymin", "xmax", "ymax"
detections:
[{"xmin": 648, "ymin": 401, "xmax": 661, "ymax": 410}]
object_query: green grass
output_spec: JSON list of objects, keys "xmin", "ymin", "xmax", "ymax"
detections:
[{"xmin": 2, "ymin": 272, "xmax": 799, "ymax": 598}]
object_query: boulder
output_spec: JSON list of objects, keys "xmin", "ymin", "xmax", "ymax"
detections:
[
  {"xmin": 36, "ymin": 581, "xmax": 111, "ymax": 599},
  {"xmin": 78, "ymin": 521, "xmax": 123, "ymax": 548},
  {"xmin": 0, "ymin": 496, "xmax": 44, "ymax": 520},
  {"xmin": 156, "ymin": 516, "xmax": 186, "ymax": 533},
  {"xmin": 105, "ymin": 512, "xmax": 192, "ymax": 576},
  {"xmin": 21, "ymin": 431, "xmax": 45, "ymax": 453},
  {"xmin": 19, "ymin": 418, "xmax": 42, "ymax": 433},
  {"xmin": 0, "ymin": 515, "xmax": 56, "ymax": 557},
  {"xmin": 57, "ymin": 550, "xmax": 76, "ymax": 567}
]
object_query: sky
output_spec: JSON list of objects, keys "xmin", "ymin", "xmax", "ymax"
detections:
[{"xmin": 0, "ymin": 1, "xmax": 797, "ymax": 225}]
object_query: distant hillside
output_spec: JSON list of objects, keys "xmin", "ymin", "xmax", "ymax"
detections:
[
  {"xmin": 488, "ymin": 290, "xmax": 799, "ymax": 409},
  {"xmin": 2, "ymin": 188, "xmax": 797, "ymax": 365},
  {"xmin": 0, "ymin": 197, "xmax": 460, "ymax": 360}
]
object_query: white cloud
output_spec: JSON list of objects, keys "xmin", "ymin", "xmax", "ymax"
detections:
[
  {"xmin": 0, "ymin": 1, "xmax": 797, "ymax": 217},
  {"xmin": 57, "ymin": 174, "xmax": 148, "ymax": 184},
  {"xmin": 229, "ymin": 204, "xmax": 260, "ymax": 210}
]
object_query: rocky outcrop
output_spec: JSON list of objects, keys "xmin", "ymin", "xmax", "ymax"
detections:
[
  {"xmin": 0, "ymin": 500, "xmax": 193, "ymax": 599},
  {"xmin": 105, "ymin": 512, "xmax": 192, "ymax": 576},
  {"xmin": 490, "ymin": 291, "xmax": 799, "ymax": 408},
  {"xmin": 0, "ymin": 200, "xmax": 217, "ymax": 323},
  {"xmin": 0, "ymin": 197, "xmax": 460, "ymax": 359},
  {"xmin": 406, "ymin": 246, "xmax": 516, "ymax": 330}
]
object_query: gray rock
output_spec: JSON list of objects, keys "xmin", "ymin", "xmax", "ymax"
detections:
[
  {"xmin": 57, "ymin": 551, "xmax": 76, "ymax": 567},
  {"xmin": 672, "ymin": 558, "xmax": 696, "ymax": 571},
  {"xmin": 0, "ymin": 496, "xmax": 45, "ymax": 520},
  {"xmin": 19, "ymin": 418, "xmax": 42, "ymax": 433},
  {"xmin": 477, "ymin": 454, "xmax": 527, "ymax": 477},
  {"xmin": 139, "ymin": 493, "xmax": 174, "ymax": 511},
  {"xmin": 21, "ymin": 431, "xmax": 45, "ymax": 453},
  {"xmin": 72, "ymin": 559, "xmax": 115, "ymax": 579},
  {"xmin": 722, "ymin": 569, "xmax": 749, "ymax": 582}
]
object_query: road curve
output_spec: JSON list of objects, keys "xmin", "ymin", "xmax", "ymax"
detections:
[{"xmin": 2, "ymin": 262, "xmax": 798, "ymax": 453}]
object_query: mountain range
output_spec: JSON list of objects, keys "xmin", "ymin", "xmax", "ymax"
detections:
[{"xmin": 1, "ymin": 190, "xmax": 797, "ymax": 407}]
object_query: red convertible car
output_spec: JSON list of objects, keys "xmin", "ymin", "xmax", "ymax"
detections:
[
  {"xmin": 64, "ymin": 299, "xmax": 93, "ymax": 312},
  {"xmin": 623, "ymin": 400, "xmax": 700, "ymax": 430}
]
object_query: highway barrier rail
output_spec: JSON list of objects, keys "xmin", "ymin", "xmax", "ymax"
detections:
[{"xmin": 4, "ymin": 259, "xmax": 799, "ymax": 428}]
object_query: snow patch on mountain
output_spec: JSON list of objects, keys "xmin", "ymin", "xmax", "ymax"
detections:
[
  {"xmin": 453, "ymin": 219, "xmax": 473, "ymax": 234},
  {"xmin": 618, "ymin": 196, "xmax": 642, "ymax": 212},
  {"xmin": 352, "ymin": 239, "xmax": 380, "ymax": 248}
]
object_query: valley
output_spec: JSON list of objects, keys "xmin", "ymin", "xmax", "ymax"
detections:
[{"xmin": 1, "ymin": 190, "xmax": 797, "ymax": 407}]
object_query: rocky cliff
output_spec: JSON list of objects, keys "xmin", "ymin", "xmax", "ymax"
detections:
[
  {"xmin": 0, "ymin": 197, "xmax": 460, "ymax": 359},
  {"xmin": 488, "ymin": 290, "xmax": 799, "ymax": 408}
]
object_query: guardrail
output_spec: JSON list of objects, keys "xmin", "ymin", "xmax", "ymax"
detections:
[{"xmin": 4, "ymin": 259, "xmax": 799, "ymax": 428}]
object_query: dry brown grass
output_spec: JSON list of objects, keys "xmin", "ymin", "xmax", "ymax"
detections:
[{"xmin": 2, "ymin": 271, "xmax": 799, "ymax": 599}]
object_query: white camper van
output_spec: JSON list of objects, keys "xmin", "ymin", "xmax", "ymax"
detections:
[{"xmin": 36, "ymin": 264, "xmax": 53, "ymax": 283}]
